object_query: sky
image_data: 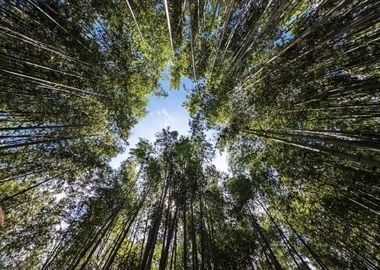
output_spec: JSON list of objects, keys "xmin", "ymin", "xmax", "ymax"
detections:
[{"xmin": 109, "ymin": 76, "xmax": 229, "ymax": 173}]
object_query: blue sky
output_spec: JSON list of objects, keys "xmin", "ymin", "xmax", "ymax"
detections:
[{"xmin": 110, "ymin": 77, "xmax": 229, "ymax": 172}]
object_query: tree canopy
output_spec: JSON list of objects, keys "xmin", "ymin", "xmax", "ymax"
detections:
[{"xmin": 0, "ymin": 0, "xmax": 379, "ymax": 269}]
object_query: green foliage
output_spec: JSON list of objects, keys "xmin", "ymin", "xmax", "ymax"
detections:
[{"xmin": 1, "ymin": 0, "xmax": 379, "ymax": 269}]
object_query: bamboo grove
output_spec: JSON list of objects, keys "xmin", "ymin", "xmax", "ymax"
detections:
[{"xmin": 0, "ymin": 0, "xmax": 379, "ymax": 269}]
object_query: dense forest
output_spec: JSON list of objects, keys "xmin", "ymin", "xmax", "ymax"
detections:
[{"xmin": 0, "ymin": 0, "xmax": 379, "ymax": 269}]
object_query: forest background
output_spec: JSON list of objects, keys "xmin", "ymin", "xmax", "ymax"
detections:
[{"xmin": 0, "ymin": 0, "xmax": 379, "ymax": 269}]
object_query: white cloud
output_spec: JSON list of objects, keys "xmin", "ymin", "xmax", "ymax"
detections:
[
  {"xmin": 53, "ymin": 192, "xmax": 67, "ymax": 202},
  {"xmin": 213, "ymin": 150, "xmax": 229, "ymax": 173},
  {"xmin": 156, "ymin": 108, "xmax": 174, "ymax": 127}
]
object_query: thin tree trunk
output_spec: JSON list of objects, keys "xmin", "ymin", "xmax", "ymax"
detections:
[{"xmin": 248, "ymin": 208, "xmax": 283, "ymax": 270}]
